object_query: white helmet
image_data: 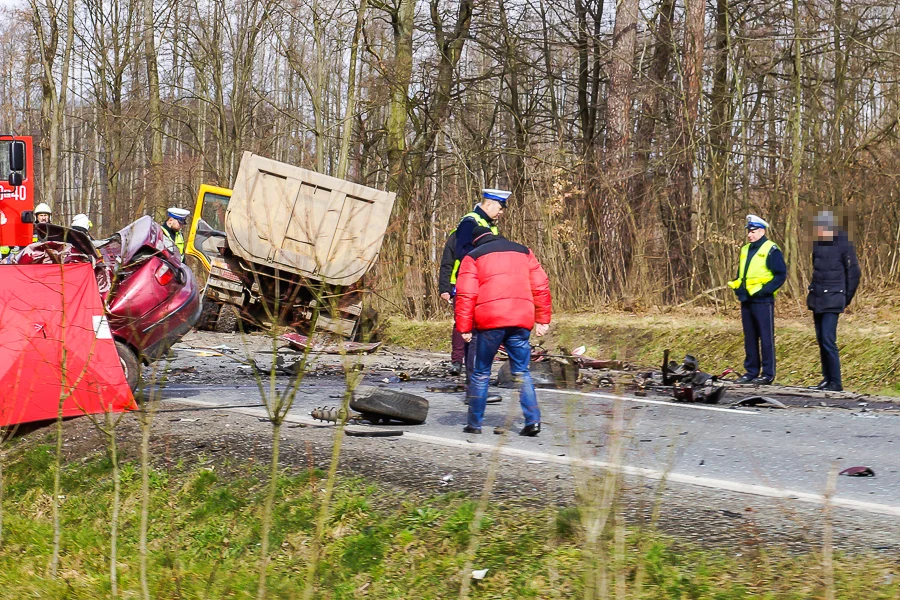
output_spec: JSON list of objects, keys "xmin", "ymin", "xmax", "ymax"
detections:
[
  {"xmin": 34, "ymin": 203, "xmax": 52, "ymax": 216},
  {"xmin": 72, "ymin": 214, "xmax": 92, "ymax": 230}
]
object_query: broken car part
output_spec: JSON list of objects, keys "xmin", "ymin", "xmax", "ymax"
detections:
[
  {"xmin": 733, "ymin": 396, "xmax": 787, "ymax": 409},
  {"xmin": 839, "ymin": 466, "xmax": 875, "ymax": 477}
]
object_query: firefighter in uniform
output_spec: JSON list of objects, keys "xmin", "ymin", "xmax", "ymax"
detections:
[
  {"xmin": 71, "ymin": 214, "xmax": 93, "ymax": 236},
  {"xmin": 728, "ymin": 214, "xmax": 787, "ymax": 385},
  {"xmin": 446, "ymin": 189, "xmax": 506, "ymax": 392},
  {"xmin": 161, "ymin": 207, "xmax": 190, "ymax": 256},
  {"xmin": 33, "ymin": 203, "xmax": 52, "ymax": 242}
]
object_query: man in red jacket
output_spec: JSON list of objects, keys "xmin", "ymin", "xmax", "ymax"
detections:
[{"xmin": 455, "ymin": 227, "xmax": 552, "ymax": 436}]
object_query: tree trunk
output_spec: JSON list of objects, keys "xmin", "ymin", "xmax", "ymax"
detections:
[
  {"xmin": 706, "ymin": 0, "xmax": 731, "ymax": 287},
  {"xmin": 664, "ymin": 0, "xmax": 704, "ymax": 300},
  {"xmin": 140, "ymin": 0, "xmax": 163, "ymax": 218},
  {"xmin": 785, "ymin": 0, "xmax": 803, "ymax": 295},
  {"xmin": 596, "ymin": 0, "xmax": 639, "ymax": 297}
]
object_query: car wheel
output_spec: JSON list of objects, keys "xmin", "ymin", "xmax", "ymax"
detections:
[
  {"xmin": 214, "ymin": 304, "xmax": 240, "ymax": 333},
  {"xmin": 350, "ymin": 386, "xmax": 429, "ymax": 425},
  {"xmin": 115, "ymin": 340, "xmax": 141, "ymax": 391}
]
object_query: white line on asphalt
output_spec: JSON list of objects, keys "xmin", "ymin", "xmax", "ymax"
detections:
[
  {"xmin": 165, "ymin": 397, "xmax": 900, "ymax": 519},
  {"xmin": 540, "ymin": 388, "xmax": 762, "ymax": 416}
]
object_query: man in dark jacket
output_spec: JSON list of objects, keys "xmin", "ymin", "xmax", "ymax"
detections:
[
  {"xmin": 727, "ymin": 214, "xmax": 787, "ymax": 385},
  {"xmin": 806, "ymin": 211, "xmax": 860, "ymax": 392},
  {"xmin": 455, "ymin": 227, "xmax": 552, "ymax": 436},
  {"xmin": 438, "ymin": 231, "xmax": 465, "ymax": 374}
]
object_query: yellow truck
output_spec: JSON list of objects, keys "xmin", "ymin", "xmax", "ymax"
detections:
[{"xmin": 184, "ymin": 152, "xmax": 396, "ymax": 337}]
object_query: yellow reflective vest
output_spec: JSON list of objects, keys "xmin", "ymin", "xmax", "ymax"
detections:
[
  {"xmin": 163, "ymin": 227, "xmax": 185, "ymax": 256},
  {"xmin": 728, "ymin": 239, "xmax": 778, "ymax": 297},
  {"xmin": 449, "ymin": 212, "xmax": 499, "ymax": 284}
]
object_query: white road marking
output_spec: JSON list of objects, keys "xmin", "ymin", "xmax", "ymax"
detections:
[
  {"xmin": 164, "ymin": 397, "xmax": 900, "ymax": 518},
  {"xmin": 540, "ymin": 388, "xmax": 762, "ymax": 416}
]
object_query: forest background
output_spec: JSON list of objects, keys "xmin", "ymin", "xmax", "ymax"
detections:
[{"xmin": 9, "ymin": 0, "xmax": 900, "ymax": 316}]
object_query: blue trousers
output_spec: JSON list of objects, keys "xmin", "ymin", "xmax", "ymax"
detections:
[
  {"xmin": 466, "ymin": 327, "xmax": 541, "ymax": 429},
  {"xmin": 741, "ymin": 302, "xmax": 776, "ymax": 379},
  {"xmin": 814, "ymin": 312, "xmax": 841, "ymax": 386}
]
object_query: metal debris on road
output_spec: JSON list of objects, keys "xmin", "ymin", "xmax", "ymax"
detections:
[
  {"xmin": 427, "ymin": 383, "xmax": 466, "ymax": 393},
  {"xmin": 733, "ymin": 396, "xmax": 787, "ymax": 409},
  {"xmin": 281, "ymin": 332, "xmax": 381, "ymax": 354},
  {"xmin": 440, "ymin": 474, "xmax": 454, "ymax": 485},
  {"xmin": 344, "ymin": 427, "xmax": 403, "ymax": 437},
  {"xmin": 634, "ymin": 350, "xmax": 726, "ymax": 404},
  {"xmin": 839, "ymin": 466, "xmax": 875, "ymax": 477}
]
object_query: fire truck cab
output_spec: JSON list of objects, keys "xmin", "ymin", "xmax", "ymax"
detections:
[{"xmin": 0, "ymin": 136, "xmax": 35, "ymax": 252}]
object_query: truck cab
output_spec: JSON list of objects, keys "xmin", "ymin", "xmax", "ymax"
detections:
[{"xmin": 184, "ymin": 183, "xmax": 232, "ymax": 278}]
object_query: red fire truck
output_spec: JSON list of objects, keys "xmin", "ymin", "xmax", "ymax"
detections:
[{"xmin": 0, "ymin": 136, "xmax": 35, "ymax": 250}]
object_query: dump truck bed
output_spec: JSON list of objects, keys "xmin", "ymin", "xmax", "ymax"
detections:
[{"xmin": 224, "ymin": 152, "xmax": 396, "ymax": 286}]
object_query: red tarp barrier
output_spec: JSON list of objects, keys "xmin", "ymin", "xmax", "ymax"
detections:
[{"xmin": 0, "ymin": 263, "xmax": 134, "ymax": 426}]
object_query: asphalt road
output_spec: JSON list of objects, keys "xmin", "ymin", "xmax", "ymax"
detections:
[{"xmin": 157, "ymin": 334, "xmax": 900, "ymax": 520}]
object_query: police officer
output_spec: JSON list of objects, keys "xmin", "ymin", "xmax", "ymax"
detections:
[
  {"xmin": 162, "ymin": 207, "xmax": 190, "ymax": 256},
  {"xmin": 448, "ymin": 189, "xmax": 507, "ymax": 396},
  {"xmin": 728, "ymin": 214, "xmax": 787, "ymax": 385},
  {"xmin": 806, "ymin": 211, "xmax": 860, "ymax": 392}
]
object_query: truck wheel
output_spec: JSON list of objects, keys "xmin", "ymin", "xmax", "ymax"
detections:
[
  {"xmin": 116, "ymin": 341, "xmax": 141, "ymax": 391},
  {"xmin": 350, "ymin": 386, "xmax": 429, "ymax": 425},
  {"xmin": 215, "ymin": 305, "xmax": 240, "ymax": 333},
  {"xmin": 196, "ymin": 301, "xmax": 219, "ymax": 330}
]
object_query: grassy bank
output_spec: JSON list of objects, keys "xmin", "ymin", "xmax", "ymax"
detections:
[
  {"xmin": 384, "ymin": 312, "xmax": 900, "ymax": 395},
  {"xmin": 1, "ymin": 437, "xmax": 898, "ymax": 599}
]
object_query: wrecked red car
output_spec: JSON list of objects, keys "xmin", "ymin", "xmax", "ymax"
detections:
[{"xmin": 17, "ymin": 216, "xmax": 201, "ymax": 389}]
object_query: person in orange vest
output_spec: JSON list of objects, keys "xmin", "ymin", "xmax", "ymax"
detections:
[{"xmin": 727, "ymin": 214, "xmax": 787, "ymax": 385}]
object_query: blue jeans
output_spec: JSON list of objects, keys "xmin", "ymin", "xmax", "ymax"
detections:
[{"xmin": 466, "ymin": 327, "xmax": 541, "ymax": 429}]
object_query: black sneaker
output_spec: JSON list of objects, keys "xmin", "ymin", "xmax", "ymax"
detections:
[
  {"xmin": 449, "ymin": 362, "xmax": 463, "ymax": 376},
  {"xmin": 519, "ymin": 423, "xmax": 541, "ymax": 437},
  {"xmin": 822, "ymin": 382, "xmax": 843, "ymax": 392},
  {"xmin": 751, "ymin": 376, "xmax": 773, "ymax": 385},
  {"xmin": 734, "ymin": 374, "xmax": 755, "ymax": 384},
  {"xmin": 807, "ymin": 379, "xmax": 829, "ymax": 390},
  {"xmin": 462, "ymin": 425, "xmax": 482, "ymax": 434},
  {"xmin": 486, "ymin": 394, "xmax": 502, "ymax": 404}
]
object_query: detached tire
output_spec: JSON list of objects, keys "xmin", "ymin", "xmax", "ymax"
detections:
[
  {"xmin": 116, "ymin": 341, "xmax": 140, "ymax": 391},
  {"xmin": 350, "ymin": 386, "xmax": 429, "ymax": 425}
]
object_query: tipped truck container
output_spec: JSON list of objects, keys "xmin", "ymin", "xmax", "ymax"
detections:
[{"xmin": 189, "ymin": 152, "xmax": 396, "ymax": 339}]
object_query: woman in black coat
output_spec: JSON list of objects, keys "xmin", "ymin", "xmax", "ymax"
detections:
[{"xmin": 807, "ymin": 211, "xmax": 861, "ymax": 392}]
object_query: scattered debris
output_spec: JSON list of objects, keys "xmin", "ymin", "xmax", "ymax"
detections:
[
  {"xmin": 733, "ymin": 396, "xmax": 787, "ymax": 409},
  {"xmin": 497, "ymin": 358, "xmax": 579, "ymax": 389},
  {"xmin": 344, "ymin": 427, "xmax": 403, "ymax": 438},
  {"xmin": 471, "ymin": 569, "xmax": 489, "ymax": 580},
  {"xmin": 493, "ymin": 427, "xmax": 506, "ymax": 435},
  {"xmin": 633, "ymin": 351, "xmax": 726, "ymax": 403},
  {"xmin": 281, "ymin": 332, "xmax": 381, "ymax": 354},
  {"xmin": 310, "ymin": 406, "xmax": 354, "ymax": 423},
  {"xmin": 441, "ymin": 474, "xmax": 454, "ymax": 485},
  {"xmin": 839, "ymin": 466, "xmax": 875, "ymax": 477},
  {"xmin": 427, "ymin": 383, "xmax": 466, "ymax": 393}
]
